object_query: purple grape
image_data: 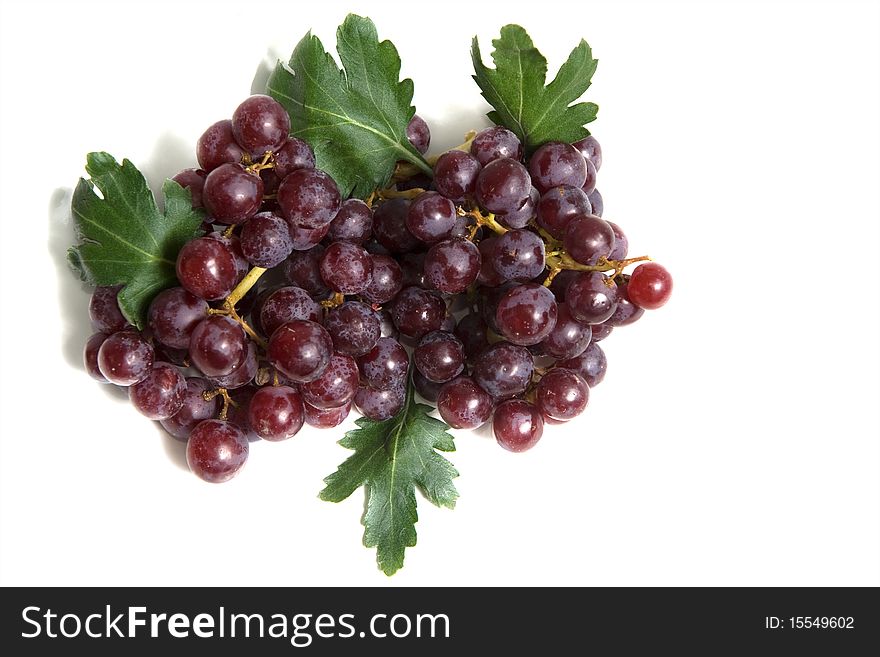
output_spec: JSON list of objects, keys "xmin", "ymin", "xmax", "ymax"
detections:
[
  {"xmin": 197, "ymin": 119, "xmax": 245, "ymax": 172},
  {"xmin": 89, "ymin": 285, "xmax": 129, "ymax": 334},
  {"xmin": 495, "ymin": 283, "xmax": 558, "ymax": 346},
  {"xmin": 281, "ymin": 246, "xmax": 330, "ymax": 297},
  {"xmin": 226, "ymin": 387, "xmax": 261, "ymax": 442},
  {"xmin": 373, "ymin": 198, "xmax": 420, "ymax": 253},
  {"xmin": 97, "ymin": 330, "xmax": 154, "ymax": 386},
  {"xmin": 472, "ymin": 342, "xmax": 533, "ymax": 401},
  {"xmin": 205, "ymin": 231, "xmax": 249, "ymax": 282},
  {"xmin": 566, "ymin": 271, "xmax": 619, "ymax": 325},
  {"xmin": 436, "ymin": 376, "xmax": 493, "ymax": 429},
  {"xmin": 587, "ymin": 188, "xmax": 603, "ymax": 217},
  {"xmin": 536, "ymin": 185, "xmax": 592, "ymax": 239},
  {"xmin": 189, "ymin": 315, "xmax": 247, "ymax": 378},
  {"xmin": 548, "ymin": 269, "xmax": 578, "ymax": 303},
  {"xmin": 605, "ymin": 277, "xmax": 644, "ymax": 327},
  {"xmin": 362, "ymin": 254, "xmax": 403, "ymax": 304},
  {"xmin": 354, "ymin": 383, "xmax": 406, "ymax": 421},
  {"xmin": 590, "ymin": 322, "xmax": 613, "ymax": 341},
  {"xmin": 399, "ymin": 252, "xmax": 427, "ymax": 288},
  {"xmin": 176, "ymin": 236, "xmax": 240, "ymax": 301},
  {"xmin": 240, "ymin": 211, "xmax": 293, "ymax": 268},
  {"xmin": 470, "ymin": 126, "xmax": 522, "ymax": 165},
  {"xmin": 84, "ymin": 332, "xmax": 109, "ymax": 382},
  {"xmin": 413, "ymin": 369, "xmax": 443, "ymax": 402},
  {"xmin": 328, "ymin": 199, "xmax": 373, "ymax": 244},
  {"xmin": 414, "ymin": 331, "xmax": 465, "ymax": 383},
  {"xmin": 540, "ymin": 303, "xmax": 592, "ymax": 360},
  {"xmin": 207, "ymin": 341, "xmax": 257, "ymax": 390},
  {"xmin": 475, "ymin": 158, "xmax": 532, "ymax": 214},
  {"xmin": 231, "ymin": 94, "xmax": 290, "ymax": 155},
  {"xmin": 248, "ymin": 385, "xmax": 304, "ymax": 441},
  {"xmin": 304, "ymin": 400, "xmax": 351, "ymax": 428},
  {"xmin": 289, "ymin": 221, "xmax": 330, "ymax": 251},
  {"xmin": 572, "ymin": 135, "xmax": 602, "ymax": 170},
  {"xmin": 493, "ymin": 229, "xmax": 545, "ymax": 281},
  {"xmin": 324, "ymin": 301, "xmax": 381, "ymax": 357},
  {"xmin": 259, "ymin": 286, "xmax": 321, "ymax": 338},
  {"xmin": 557, "ymin": 342, "xmax": 607, "ymax": 387},
  {"xmin": 274, "ymin": 137, "xmax": 316, "ymax": 178},
  {"xmin": 528, "ymin": 142, "xmax": 587, "ymax": 193},
  {"xmin": 186, "ymin": 419, "xmax": 249, "ymax": 483},
  {"xmin": 160, "ymin": 378, "xmax": 219, "ymax": 441},
  {"xmin": 129, "ymin": 362, "xmax": 187, "ymax": 420},
  {"xmin": 320, "ymin": 241, "xmax": 373, "ymax": 294},
  {"xmin": 358, "ymin": 337, "xmax": 409, "ymax": 389},
  {"xmin": 582, "ymin": 158, "xmax": 598, "ymax": 195},
  {"xmin": 424, "ymin": 238, "xmax": 481, "ymax": 293},
  {"xmin": 536, "ymin": 368, "xmax": 589, "ymax": 421},
  {"xmin": 433, "ymin": 150, "xmax": 481, "ymax": 201},
  {"xmin": 277, "ymin": 168, "xmax": 341, "ymax": 229},
  {"xmin": 607, "ymin": 221, "xmax": 629, "ymax": 261},
  {"xmin": 498, "ymin": 186, "xmax": 539, "ymax": 229},
  {"xmin": 493, "ymin": 400, "xmax": 543, "ymax": 452},
  {"xmin": 406, "ymin": 114, "xmax": 431, "ymax": 154},
  {"xmin": 564, "ymin": 215, "xmax": 615, "ymax": 265},
  {"xmin": 268, "ymin": 320, "xmax": 333, "ymax": 383},
  {"xmin": 390, "ymin": 286, "xmax": 446, "ymax": 339},
  {"xmin": 454, "ymin": 313, "xmax": 489, "ymax": 360},
  {"xmin": 301, "ymin": 353, "xmax": 360, "ymax": 409},
  {"xmin": 406, "ymin": 191, "xmax": 456, "ymax": 243},
  {"xmin": 477, "ymin": 236, "xmax": 506, "ymax": 287},
  {"xmin": 202, "ymin": 163, "xmax": 263, "ymax": 224},
  {"xmin": 172, "ymin": 168, "xmax": 207, "ymax": 208},
  {"xmin": 148, "ymin": 287, "xmax": 208, "ymax": 350}
]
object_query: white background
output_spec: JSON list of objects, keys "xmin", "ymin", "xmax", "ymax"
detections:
[{"xmin": 1, "ymin": 0, "xmax": 878, "ymax": 587}]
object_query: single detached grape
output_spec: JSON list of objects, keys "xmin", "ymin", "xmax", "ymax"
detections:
[
  {"xmin": 475, "ymin": 158, "xmax": 532, "ymax": 214},
  {"xmin": 129, "ymin": 362, "xmax": 187, "ymax": 420},
  {"xmin": 208, "ymin": 341, "xmax": 257, "ymax": 390},
  {"xmin": 354, "ymin": 383, "xmax": 405, "ymax": 421},
  {"xmin": 414, "ymin": 331, "xmax": 465, "ymax": 383},
  {"xmin": 301, "ymin": 353, "xmax": 360, "ymax": 409},
  {"xmin": 536, "ymin": 368, "xmax": 589, "ymax": 422},
  {"xmin": 424, "ymin": 238, "xmax": 481, "ymax": 293},
  {"xmin": 493, "ymin": 229, "xmax": 545, "ymax": 281},
  {"xmin": 186, "ymin": 419, "xmax": 249, "ymax": 483},
  {"xmin": 281, "ymin": 246, "xmax": 330, "ymax": 297},
  {"xmin": 627, "ymin": 263, "xmax": 673, "ymax": 309},
  {"xmin": 328, "ymin": 199, "xmax": 373, "ymax": 244},
  {"xmin": 372, "ymin": 198, "xmax": 420, "ymax": 253},
  {"xmin": 268, "ymin": 319, "xmax": 333, "ymax": 383},
  {"xmin": 231, "ymin": 94, "xmax": 290, "ymax": 155},
  {"xmin": 536, "ymin": 185, "xmax": 592, "ymax": 239},
  {"xmin": 176, "ymin": 236, "xmax": 239, "ymax": 301},
  {"xmin": 197, "ymin": 119, "xmax": 245, "ymax": 172},
  {"xmin": 148, "ymin": 287, "xmax": 208, "ymax": 349},
  {"xmin": 541, "ymin": 303, "xmax": 592, "ymax": 360},
  {"xmin": 84, "ymin": 333, "xmax": 109, "ymax": 382},
  {"xmin": 406, "ymin": 191, "xmax": 457, "ymax": 243},
  {"xmin": 97, "ymin": 330, "xmax": 154, "ymax": 386},
  {"xmin": 606, "ymin": 277, "xmax": 645, "ymax": 327},
  {"xmin": 564, "ymin": 215, "xmax": 616, "ymax": 265},
  {"xmin": 454, "ymin": 312, "xmax": 489, "ymax": 361},
  {"xmin": 495, "ymin": 283, "xmax": 558, "ymax": 346},
  {"xmin": 472, "ymin": 342, "xmax": 534, "ymax": 400},
  {"xmin": 433, "ymin": 150, "xmax": 481, "ymax": 201},
  {"xmin": 202, "ymin": 163, "xmax": 263, "ymax": 224},
  {"xmin": 390, "ymin": 286, "xmax": 446, "ymax": 339},
  {"xmin": 572, "ymin": 135, "xmax": 602, "ymax": 171},
  {"xmin": 189, "ymin": 315, "xmax": 247, "ymax": 378},
  {"xmin": 413, "ymin": 369, "xmax": 443, "ymax": 402},
  {"xmin": 470, "ymin": 126, "xmax": 523, "ymax": 165},
  {"xmin": 277, "ymin": 168, "xmax": 341, "ymax": 229},
  {"xmin": 362, "ymin": 254, "xmax": 403, "ymax": 304},
  {"xmin": 248, "ymin": 385, "xmax": 304, "ymax": 442},
  {"xmin": 320, "ymin": 241, "xmax": 373, "ymax": 294},
  {"xmin": 529, "ymin": 142, "xmax": 587, "ymax": 192},
  {"xmin": 358, "ymin": 337, "xmax": 409, "ymax": 390},
  {"xmin": 274, "ymin": 137, "xmax": 316, "ymax": 179},
  {"xmin": 436, "ymin": 376, "xmax": 493, "ymax": 429},
  {"xmin": 406, "ymin": 114, "xmax": 431, "ymax": 154},
  {"xmin": 493, "ymin": 400, "xmax": 543, "ymax": 452},
  {"xmin": 324, "ymin": 301, "xmax": 381, "ymax": 357},
  {"xmin": 160, "ymin": 378, "xmax": 219, "ymax": 441},
  {"xmin": 566, "ymin": 271, "xmax": 619, "ymax": 325},
  {"xmin": 89, "ymin": 285, "xmax": 129, "ymax": 334},
  {"xmin": 259, "ymin": 286, "xmax": 321, "ymax": 338},
  {"xmin": 607, "ymin": 221, "xmax": 628, "ymax": 260},
  {"xmin": 172, "ymin": 168, "xmax": 207, "ymax": 209},
  {"xmin": 304, "ymin": 400, "xmax": 351, "ymax": 429},
  {"xmin": 240, "ymin": 211, "xmax": 293, "ymax": 268}
]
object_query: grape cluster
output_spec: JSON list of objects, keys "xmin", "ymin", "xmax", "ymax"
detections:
[{"xmin": 82, "ymin": 94, "xmax": 672, "ymax": 483}]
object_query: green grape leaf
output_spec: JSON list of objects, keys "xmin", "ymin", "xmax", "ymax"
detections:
[
  {"xmin": 471, "ymin": 24, "xmax": 599, "ymax": 154},
  {"xmin": 68, "ymin": 152, "xmax": 204, "ymax": 329},
  {"xmin": 320, "ymin": 376, "xmax": 458, "ymax": 576},
  {"xmin": 266, "ymin": 13, "xmax": 432, "ymax": 199}
]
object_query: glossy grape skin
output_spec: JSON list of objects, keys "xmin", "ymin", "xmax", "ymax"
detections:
[
  {"xmin": 498, "ymin": 186, "xmax": 539, "ymax": 229},
  {"xmin": 129, "ymin": 362, "xmax": 187, "ymax": 420},
  {"xmin": 536, "ymin": 185, "xmax": 592, "ymax": 239},
  {"xmin": 433, "ymin": 150, "xmax": 481, "ymax": 201},
  {"xmin": 399, "ymin": 252, "xmax": 427, "ymax": 288},
  {"xmin": 590, "ymin": 322, "xmax": 613, "ymax": 342},
  {"xmin": 202, "ymin": 163, "xmax": 263, "ymax": 224},
  {"xmin": 566, "ymin": 271, "xmax": 619, "ymax": 325},
  {"xmin": 495, "ymin": 283, "xmax": 558, "ymax": 346},
  {"xmin": 493, "ymin": 400, "xmax": 543, "ymax": 452},
  {"xmin": 189, "ymin": 315, "xmax": 247, "ymax": 378},
  {"xmin": 470, "ymin": 126, "xmax": 523, "ymax": 165},
  {"xmin": 277, "ymin": 168, "xmax": 341, "ymax": 229},
  {"xmin": 454, "ymin": 313, "xmax": 489, "ymax": 360},
  {"xmin": 274, "ymin": 137, "xmax": 316, "ymax": 178},
  {"xmin": 627, "ymin": 263, "xmax": 673, "ymax": 309},
  {"xmin": 354, "ymin": 383, "xmax": 406, "ymax": 421},
  {"xmin": 281, "ymin": 246, "xmax": 330, "ymax": 297},
  {"xmin": 172, "ymin": 168, "xmax": 207, "ymax": 208},
  {"xmin": 406, "ymin": 191, "xmax": 457, "ymax": 243},
  {"xmin": 148, "ymin": 287, "xmax": 208, "ymax": 349},
  {"xmin": 97, "ymin": 330, "xmax": 154, "ymax": 386},
  {"xmin": 207, "ymin": 341, "xmax": 257, "ymax": 390},
  {"xmin": 231, "ymin": 94, "xmax": 290, "ymax": 155},
  {"xmin": 541, "ymin": 303, "xmax": 592, "ymax": 360},
  {"xmin": 89, "ymin": 285, "xmax": 129, "ymax": 334},
  {"xmin": 406, "ymin": 114, "xmax": 431, "ymax": 154},
  {"xmin": 413, "ymin": 369, "xmax": 443, "ymax": 402},
  {"xmin": 606, "ymin": 278, "xmax": 645, "ymax": 327},
  {"xmin": 268, "ymin": 320, "xmax": 333, "ymax": 383},
  {"xmin": 176, "ymin": 236, "xmax": 239, "ymax": 301},
  {"xmin": 205, "ymin": 231, "xmax": 250, "ymax": 282},
  {"xmin": 529, "ymin": 142, "xmax": 587, "ymax": 193},
  {"xmin": 557, "ymin": 342, "xmax": 607, "ymax": 387},
  {"xmin": 587, "ymin": 188, "xmax": 603, "ymax": 217},
  {"xmin": 362, "ymin": 254, "xmax": 403, "ymax": 304},
  {"xmin": 475, "ymin": 158, "xmax": 532, "ymax": 214},
  {"xmin": 240, "ymin": 211, "xmax": 293, "ymax": 268},
  {"xmin": 328, "ymin": 199, "xmax": 373, "ymax": 244},
  {"xmin": 414, "ymin": 331, "xmax": 465, "ymax": 383},
  {"xmin": 477, "ymin": 237, "xmax": 505, "ymax": 287},
  {"xmin": 373, "ymin": 198, "xmax": 420, "ymax": 253},
  {"xmin": 197, "ymin": 119, "xmax": 245, "ymax": 172},
  {"xmin": 320, "ymin": 241, "xmax": 373, "ymax": 294},
  {"xmin": 84, "ymin": 333, "xmax": 109, "ymax": 382},
  {"xmin": 259, "ymin": 286, "xmax": 321, "ymax": 338},
  {"xmin": 536, "ymin": 369, "xmax": 589, "ymax": 421},
  {"xmin": 493, "ymin": 229, "xmax": 545, "ymax": 282},
  {"xmin": 247, "ymin": 385, "xmax": 304, "ymax": 441},
  {"xmin": 480, "ymin": 282, "xmax": 516, "ymax": 334},
  {"xmin": 160, "ymin": 378, "xmax": 219, "ymax": 441},
  {"xmin": 472, "ymin": 342, "xmax": 534, "ymax": 401},
  {"xmin": 358, "ymin": 337, "xmax": 409, "ymax": 390},
  {"xmin": 325, "ymin": 301, "xmax": 381, "ymax": 357},
  {"xmin": 304, "ymin": 400, "xmax": 351, "ymax": 428},
  {"xmin": 301, "ymin": 354, "xmax": 360, "ymax": 409},
  {"xmin": 572, "ymin": 135, "xmax": 602, "ymax": 171},
  {"xmin": 564, "ymin": 215, "xmax": 616, "ymax": 266},
  {"xmin": 424, "ymin": 238, "xmax": 481, "ymax": 293},
  {"xmin": 433, "ymin": 376, "xmax": 491, "ymax": 429},
  {"xmin": 607, "ymin": 221, "xmax": 629, "ymax": 261},
  {"xmin": 582, "ymin": 158, "xmax": 598, "ymax": 195},
  {"xmin": 390, "ymin": 286, "xmax": 446, "ymax": 339},
  {"xmin": 290, "ymin": 222, "xmax": 331, "ymax": 251},
  {"xmin": 186, "ymin": 419, "xmax": 249, "ymax": 483}
]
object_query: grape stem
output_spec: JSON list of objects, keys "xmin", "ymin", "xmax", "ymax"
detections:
[
  {"xmin": 390, "ymin": 130, "xmax": 477, "ymax": 183},
  {"xmin": 460, "ymin": 206, "xmax": 507, "ymax": 239},
  {"xmin": 543, "ymin": 254, "xmax": 652, "ymax": 286},
  {"xmin": 320, "ymin": 292, "xmax": 345, "ymax": 309},
  {"xmin": 203, "ymin": 387, "xmax": 237, "ymax": 421},
  {"xmin": 242, "ymin": 151, "xmax": 275, "ymax": 175},
  {"xmin": 207, "ymin": 266, "xmax": 269, "ymax": 348}
]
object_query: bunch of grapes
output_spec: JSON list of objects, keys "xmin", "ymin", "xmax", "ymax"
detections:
[{"xmin": 82, "ymin": 94, "xmax": 672, "ymax": 483}]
